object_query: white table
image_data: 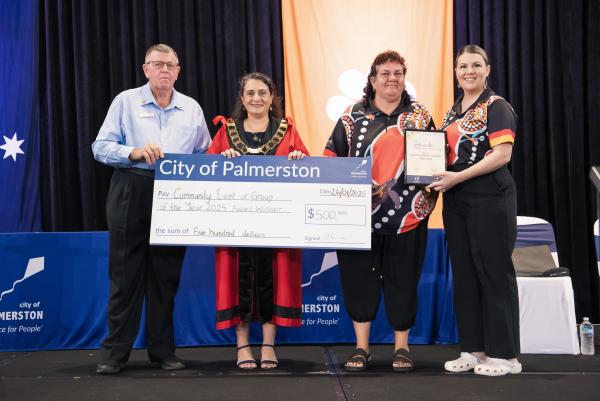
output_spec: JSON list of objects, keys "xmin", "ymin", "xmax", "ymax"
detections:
[{"xmin": 517, "ymin": 276, "xmax": 579, "ymax": 354}]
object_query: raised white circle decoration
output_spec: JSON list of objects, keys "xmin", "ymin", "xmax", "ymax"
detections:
[
  {"xmin": 326, "ymin": 95, "xmax": 354, "ymax": 122},
  {"xmin": 326, "ymin": 69, "xmax": 368, "ymax": 122},
  {"xmin": 338, "ymin": 69, "xmax": 366, "ymax": 100},
  {"xmin": 405, "ymin": 80, "xmax": 417, "ymax": 100}
]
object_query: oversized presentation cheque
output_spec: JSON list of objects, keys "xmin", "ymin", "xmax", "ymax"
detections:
[{"xmin": 149, "ymin": 154, "xmax": 372, "ymax": 249}]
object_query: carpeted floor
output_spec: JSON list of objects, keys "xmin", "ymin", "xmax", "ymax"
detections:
[{"xmin": 1, "ymin": 344, "xmax": 599, "ymax": 401}]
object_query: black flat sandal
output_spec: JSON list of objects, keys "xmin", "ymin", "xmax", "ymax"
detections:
[
  {"xmin": 344, "ymin": 348, "xmax": 371, "ymax": 372},
  {"xmin": 392, "ymin": 348, "xmax": 414, "ymax": 372}
]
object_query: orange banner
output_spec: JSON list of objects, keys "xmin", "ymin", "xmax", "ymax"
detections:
[{"xmin": 282, "ymin": 0, "xmax": 453, "ymax": 227}]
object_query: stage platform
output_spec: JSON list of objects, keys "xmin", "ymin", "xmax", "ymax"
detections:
[{"xmin": 1, "ymin": 345, "xmax": 599, "ymax": 401}]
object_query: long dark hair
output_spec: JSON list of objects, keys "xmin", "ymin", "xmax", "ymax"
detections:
[
  {"xmin": 231, "ymin": 72, "xmax": 283, "ymax": 119},
  {"xmin": 362, "ymin": 50, "xmax": 409, "ymax": 106}
]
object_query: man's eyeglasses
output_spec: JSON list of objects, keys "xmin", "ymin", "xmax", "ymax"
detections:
[{"xmin": 146, "ymin": 61, "xmax": 179, "ymax": 70}]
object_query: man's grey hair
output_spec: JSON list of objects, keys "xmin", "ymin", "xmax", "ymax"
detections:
[{"xmin": 145, "ymin": 43, "xmax": 179, "ymax": 64}]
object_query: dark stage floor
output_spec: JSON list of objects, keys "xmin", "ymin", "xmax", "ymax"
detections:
[{"xmin": 1, "ymin": 344, "xmax": 600, "ymax": 401}]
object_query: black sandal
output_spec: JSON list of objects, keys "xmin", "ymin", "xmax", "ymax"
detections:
[
  {"xmin": 344, "ymin": 348, "xmax": 371, "ymax": 372},
  {"xmin": 237, "ymin": 344, "xmax": 257, "ymax": 370},
  {"xmin": 260, "ymin": 344, "xmax": 279, "ymax": 369},
  {"xmin": 392, "ymin": 348, "xmax": 414, "ymax": 372}
]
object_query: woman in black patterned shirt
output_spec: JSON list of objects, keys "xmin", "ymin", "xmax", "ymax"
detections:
[
  {"xmin": 324, "ymin": 50, "xmax": 436, "ymax": 372},
  {"xmin": 428, "ymin": 44, "xmax": 521, "ymax": 376}
]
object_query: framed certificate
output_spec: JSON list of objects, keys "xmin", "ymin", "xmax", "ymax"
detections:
[{"xmin": 404, "ymin": 129, "xmax": 447, "ymax": 185}]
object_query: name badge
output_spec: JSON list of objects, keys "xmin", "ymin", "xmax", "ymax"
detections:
[{"xmin": 139, "ymin": 112, "xmax": 154, "ymax": 118}]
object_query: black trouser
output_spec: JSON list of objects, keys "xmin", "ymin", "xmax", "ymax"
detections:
[
  {"xmin": 443, "ymin": 166, "xmax": 520, "ymax": 359},
  {"xmin": 100, "ymin": 169, "xmax": 186, "ymax": 363},
  {"xmin": 336, "ymin": 222, "xmax": 428, "ymax": 331},
  {"xmin": 238, "ymin": 247, "xmax": 274, "ymax": 322}
]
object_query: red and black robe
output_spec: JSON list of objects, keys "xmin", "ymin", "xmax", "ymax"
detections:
[{"xmin": 208, "ymin": 116, "xmax": 308, "ymax": 329}]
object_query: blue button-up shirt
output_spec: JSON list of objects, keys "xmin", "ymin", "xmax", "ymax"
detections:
[{"xmin": 92, "ymin": 83, "xmax": 211, "ymax": 170}]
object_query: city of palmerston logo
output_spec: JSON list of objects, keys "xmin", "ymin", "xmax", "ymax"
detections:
[
  {"xmin": 302, "ymin": 252, "xmax": 338, "ymax": 288},
  {"xmin": 351, "ymin": 159, "xmax": 369, "ymax": 177},
  {"xmin": 0, "ymin": 257, "xmax": 45, "ymax": 302}
]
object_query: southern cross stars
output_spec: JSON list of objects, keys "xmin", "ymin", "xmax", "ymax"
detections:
[{"xmin": 0, "ymin": 132, "xmax": 25, "ymax": 162}]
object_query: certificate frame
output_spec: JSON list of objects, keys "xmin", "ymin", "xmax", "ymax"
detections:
[{"xmin": 404, "ymin": 129, "xmax": 447, "ymax": 185}]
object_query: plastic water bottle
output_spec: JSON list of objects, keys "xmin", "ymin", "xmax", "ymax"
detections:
[{"xmin": 580, "ymin": 317, "xmax": 595, "ymax": 355}]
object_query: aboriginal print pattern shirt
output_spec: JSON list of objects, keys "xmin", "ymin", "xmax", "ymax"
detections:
[
  {"xmin": 324, "ymin": 97, "xmax": 436, "ymax": 234},
  {"xmin": 441, "ymin": 88, "xmax": 516, "ymax": 167}
]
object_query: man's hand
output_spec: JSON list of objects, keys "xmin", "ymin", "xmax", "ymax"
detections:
[{"xmin": 129, "ymin": 143, "xmax": 164, "ymax": 165}]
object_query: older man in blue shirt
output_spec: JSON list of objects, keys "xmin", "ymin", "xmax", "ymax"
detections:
[{"xmin": 92, "ymin": 44, "xmax": 211, "ymax": 375}]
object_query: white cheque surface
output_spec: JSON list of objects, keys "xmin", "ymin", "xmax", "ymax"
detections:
[{"xmin": 149, "ymin": 155, "xmax": 372, "ymax": 249}]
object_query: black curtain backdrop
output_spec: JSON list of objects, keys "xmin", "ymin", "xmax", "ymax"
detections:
[
  {"xmin": 455, "ymin": 0, "xmax": 600, "ymax": 320},
  {"xmin": 39, "ymin": 0, "xmax": 600, "ymax": 320},
  {"xmin": 39, "ymin": 0, "xmax": 283, "ymax": 231}
]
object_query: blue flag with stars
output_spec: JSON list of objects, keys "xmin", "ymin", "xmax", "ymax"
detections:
[{"xmin": 0, "ymin": 1, "xmax": 41, "ymax": 232}]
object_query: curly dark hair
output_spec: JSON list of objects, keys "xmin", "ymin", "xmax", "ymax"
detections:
[
  {"xmin": 231, "ymin": 72, "xmax": 283, "ymax": 120},
  {"xmin": 362, "ymin": 50, "xmax": 409, "ymax": 106}
]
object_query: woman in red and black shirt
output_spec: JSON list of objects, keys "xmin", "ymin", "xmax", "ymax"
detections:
[
  {"xmin": 324, "ymin": 50, "xmax": 436, "ymax": 372},
  {"xmin": 428, "ymin": 45, "xmax": 521, "ymax": 376}
]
